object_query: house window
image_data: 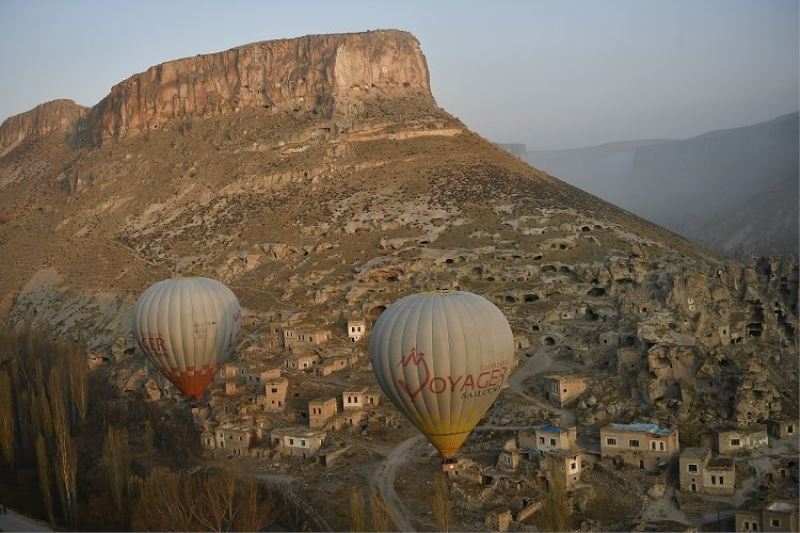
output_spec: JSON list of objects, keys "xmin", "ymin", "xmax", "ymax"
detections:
[
  {"xmin": 711, "ymin": 475, "xmax": 716, "ymax": 484},
  {"xmin": 301, "ymin": 440, "xmax": 306, "ymax": 447},
  {"xmin": 788, "ymin": 425, "xmax": 795, "ymax": 434},
  {"xmin": 731, "ymin": 438, "xmax": 740, "ymax": 446},
  {"xmin": 562, "ymin": 388, "xmax": 567, "ymax": 393},
  {"xmin": 550, "ymin": 438, "xmax": 556, "ymax": 446},
  {"xmin": 629, "ymin": 440, "xmax": 640, "ymax": 448},
  {"xmin": 271, "ymin": 388, "xmax": 278, "ymax": 393},
  {"xmin": 719, "ymin": 476, "xmax": 724, "ymax": 484},
  {"xmin": 651, "ymin": 441, "xmax": 657, "ymax": 450},
  {"xmin": 289, "ymin": 438, "xmax": 294, "ymax": 445},
  {"xmin": 688, "ymin": 464, "xmax": 698, "ymax": 473},
  {"xmin": 570, "ymin": 462, "xmax": 577, "ymax": 471},
  {"xmin": 606, "ymin": 437, "xmax": 617, "ymax": 446},
  {"xmin": 539, "ymin": 437, "xmax": 545, "ymax": 444},
  {"xmin": 347, "ymin": 397, "xmax": 352, "ymax": 403},
  {"xmin": 771, "ymin": 519, "xmax": 780, "ymax": 528},
  {"xmin": 659, "ymin": 442, "xmax": 665, "ymax": 451}
]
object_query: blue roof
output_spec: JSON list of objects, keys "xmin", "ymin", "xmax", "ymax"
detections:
[
  {"xmin": 538, "ymin": 423, "xmax": 566, "ymax": 434},
  {"xmin": 609, "ymin": 422, "xmax": 672, "ymax": 436}
]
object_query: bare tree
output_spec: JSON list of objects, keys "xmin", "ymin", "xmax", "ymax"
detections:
[
  {"xmin": 369, "ymin": 488, "xmax": 391, "ymax": 532},
  {"xmin": 0, "ymin": 370, "xmax": 14, "ymax": 469},
  {"xmin": 36, "ymin": 434, "xmax": 55, "ymax": 524},
  {"xmin": 233, "ymin": 478, "xmax": 272, "ymax": 532},
  {"xmin": 66, "ymin": 337, "xmax": 88, "ymax": 427},
  {"xmin": 50, "ymin": 370, "xmax": 77, "ymax": 528},
  {"xmin": 433, "ymin": 472, "xmax": 452, "ymax": 533},
  {"xmin": 103, "ymin": 426, "xmax": 131, "ymax": 513},
  {"xmin": 349, "ymin": 486, "xmax": 366, "ymax": 532},
  {"xmin": 194, "ymin": 468, "xmax": 237, "ymax": 532},
  {"xmin": 539, "ymin": 470, "xmax": 571, "ymax": 532},
  {"xmin": 142, "ymin": 419, "xmax": 155, "ymax": 455},
  {"xmin": 131, "ymin": 467, "xmax": 197, "ymax": 531}
]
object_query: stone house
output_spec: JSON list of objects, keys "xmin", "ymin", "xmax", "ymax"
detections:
[
  {"xmin": 497, "ymin": 439, "xmax": 523, "ymax": 470},
  {"xmin": 485, "ymin": 508, "xmax": 513, "ymax": 533},
  {"xmin": 342, "ymin": 409, "xmax": 366, "ymax": 427},
  {"xmin": 283, "ymin": 328, "xmax": 331, "ymax": 351},
  {"xmin": 286, "ymin": 353, "xmax": 321, "ymax": 371},
  {"xmin": 600, "ymin": 422, "xmax": 680, "ymax": 471},
  {"xmin": 309, "ymin": 396, "xmax": 339, "ymax": 429},
  {"xmin": 314, "ymin": 355, "xmax": 354, "ymax": 377},
  {"xmin": 767, "ymin": 415, "xmax": 798, "ymax": 439},
  {"xmin": 261, "ymin": 377, "xmax": 288, "ymax": 412},
  {"xmin": 519, "ymin": 423, "xmax": 577, "ymax": 452},
  {"xmin": 543, "ymin": 449, "xmax": 582, "ymax": 488},
  {"xmin": 347, "ymin": 319, "xmax": 366, "ymax": 342},
  {"xmin": 735, "ymin": 500, "xmax": 799, "ymax": 532},
  {"xmin": 679, "ymin": 447, "xmax": 735, "ymax": 496},
  {"xmin": 543, "ymin": 373, "xmax": 587, "ymax": 407},
  {"xmin": 270, "ymin": 427, "xmax": 327, "ymax": 459},
  {"xmin": 343, "ymin": 386, "xmax": 381, "ymax": 410},
  {"xmin": 214, "ymin": 424, "xmax": 253, "ymax": 456},
  {"xmin": 717, "ymin": 423, "xmax": 769, "ymax": 454}
]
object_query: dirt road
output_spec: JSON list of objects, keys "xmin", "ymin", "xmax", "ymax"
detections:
[
  {"xmin": 371, "ymin": 434, "xmax": 425, "ymax": 532},
  {"xmin": 508, "ymin": 352, "xmax": 576, "ymax": 426}
]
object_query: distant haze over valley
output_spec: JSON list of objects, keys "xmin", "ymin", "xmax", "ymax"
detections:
[{"xmin": 523, "ymin": 112, "xmax": 800, "ymax": 259}]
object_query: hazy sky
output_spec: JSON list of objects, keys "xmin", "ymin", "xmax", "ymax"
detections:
[{"xmin": 0, "ymin": 0, "xmax": 797, "ymax": 149}]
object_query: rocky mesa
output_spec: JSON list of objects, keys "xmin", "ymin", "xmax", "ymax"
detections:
[
  {"xmin": 0, "ymin": 98, "xmax": 88, "ymax": 154},
  {"xmin": 84, "ymin": 29, "xmax": 433, "ymax": 144}
]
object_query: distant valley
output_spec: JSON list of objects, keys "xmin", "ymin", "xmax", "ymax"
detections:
[{"xmin": 526, "ymin": 113, "xmax": 799, "ymax": 259}]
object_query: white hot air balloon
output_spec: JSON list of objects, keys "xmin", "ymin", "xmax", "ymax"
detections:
[
  {"xmin": 132, "ymin": 277, "xmax": 241, "ymax": 399},
  {"xmin": 369, "ymin": 290, "xmax": 514, "ymax": 460}
]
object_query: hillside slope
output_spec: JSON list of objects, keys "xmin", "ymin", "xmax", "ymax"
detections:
[{"xmin": 0, "ymin": 30, "xmax": 796, "ymax": 437}]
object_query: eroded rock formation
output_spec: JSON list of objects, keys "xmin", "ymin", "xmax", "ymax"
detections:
[{"xmin": 0, "ymin": 99, "xmax": 87, "ymax": 153}]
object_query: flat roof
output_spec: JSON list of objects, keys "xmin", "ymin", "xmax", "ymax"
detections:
[
  {"xmin": 707, "ymin": 457, "xmax": 735, "ymax": 469},
  {"xmin": 309, "ymin": 396, "xmax": 338, "ymax": 404},
  {"xmin": 681, "ymin": 447, "xmax": 709, "ymax": 458},
  {"xmin": 606, "ymin": 422, "xmax": 673, "ymax": 436},
  {"xmin": 537, "ymin": 423, "xmax": 574, "ymax": 434},
  {"xmin": 270, "ymin": 427, "xmax": 327, "ymax": 438}
]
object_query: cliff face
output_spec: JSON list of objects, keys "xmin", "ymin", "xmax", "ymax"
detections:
[
  {"xmin": 0, "ymin": 99, "xmax": 88, "ymax": 153},
  {"xmin": 86, "ymin": 30, "xmax": 433, "ymax": 144}
]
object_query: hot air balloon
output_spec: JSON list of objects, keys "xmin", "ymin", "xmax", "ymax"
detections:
[
  {"xmin": 369, "ymin": 290, "xmax": 514, "ymax": 464},
  {"xmin": 132, "ymin": 277, "xmax": 241, "ymax": 400}
]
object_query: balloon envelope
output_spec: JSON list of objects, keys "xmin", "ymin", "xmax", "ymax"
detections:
[
  {"xmin": 132, "ymin": 277, "xmax": 241, "ymax": 399},
  {"xmin": 369, "ymin": 290, "xmax": 514, "ymax": 458}
]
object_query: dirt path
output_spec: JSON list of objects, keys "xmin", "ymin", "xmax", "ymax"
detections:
[
  {"xmin": 371, "ymin": 434, "xmax": 425, "ymax": 532},
  {"xmin": 507, "ymin": 352, "xmax": 576, "ymax": 426}
]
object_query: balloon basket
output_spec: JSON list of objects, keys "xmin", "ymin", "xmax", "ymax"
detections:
[{"xmin": 441, "ymin": 457, "xmax": 459, "ymax": 472}]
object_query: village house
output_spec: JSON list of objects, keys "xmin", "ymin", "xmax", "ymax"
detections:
[
  {"xmin": 286, "ymin": 353, "xmax": 321, "ymax": 371},
  {"xmin": 543, "ymin": 449, "xmax": 582, "ymax": 488},
  {"xmin": 543, "ymin": 373, "xmax": 587, "ymax": 407},
  {"xmin": 484, "ymin": 508, "xmax": 513, "ymax": 533},
  {"xmin": 282, "ymin": 327, "xmax": 331, "ymax": 351},
  {"xmin": 314, "ymin": 355, "xmax": 354, "ymax": 377},
  {"xmin": 735, "ymin": 500, "xmax": 799, "ymax": 532},
  {"xmin": 343, "ymin": 386, "xmax": 381, "ymax": 410},
  {"xmin": 497, "ymin": 439, "xmax": 523, "ymax": 470},
  {"xmin": 519, "ymin": 423, "xmax": 578, "ymax": 452},
  {"xmin": 342, "ymin": 409, "xmax": 366, "ymax": 427},
  {"xmin": 679, "ymin": 447, "xmax": 735, "ymax": 496},
  {"xmin": 213, "ymin": 424, "xmax": 253, "ymax": 456},
  {"xmin": 767, "ymin": 415, "xmax": 798, "ymax": 439},
  {"xmin": 270, "ymin": 427, "xmax": 327, "ymax": 459},
  {"xmin": 261, "ymin": 377, "xmax": 288, "ymax": 412},
  {"xmin": 309, "ymin": 397, "xmax": 339, "ymax": 429},
  {"xmin": 600, "ymin": 422, "xmax": 680, "ymax": 471},
  {"xmin": 347, "ymin": 319, "xmax": 366, "ymax": 342},
  {"xmin": 717, "ymin": 423, "xmax": 769, "ymax": 454}
]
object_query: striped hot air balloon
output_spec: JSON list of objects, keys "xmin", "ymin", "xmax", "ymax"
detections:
[
  {"xmin": 369, "ymin": 290, "xmax": 514, "ymax": 460},
  {"xmin": 132, "ymin": 277, "xmax": 241, "ymax": 400}
]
